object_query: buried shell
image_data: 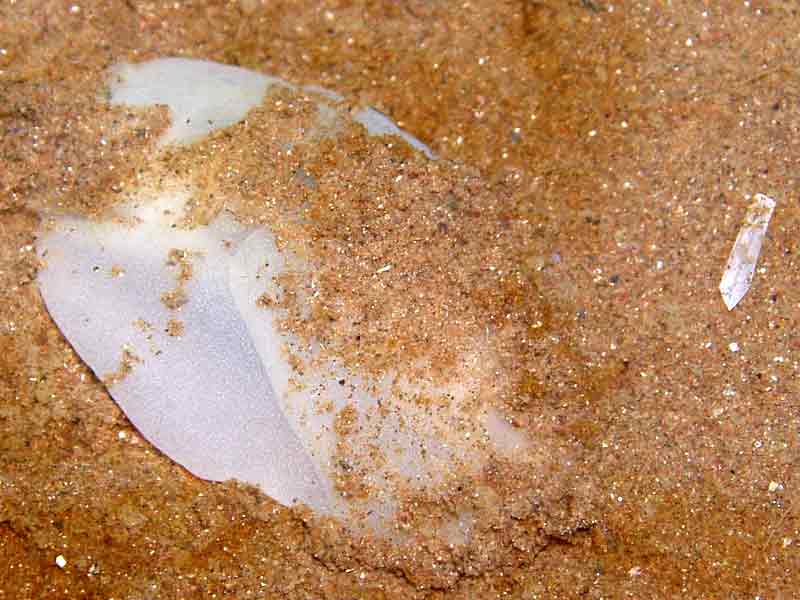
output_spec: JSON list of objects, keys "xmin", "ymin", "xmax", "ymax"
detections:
[{"xmin": 36, "ymin": 58, "xmax": 543, "ymax": 537}]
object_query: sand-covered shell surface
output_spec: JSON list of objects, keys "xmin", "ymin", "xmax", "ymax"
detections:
[{"xmin": 36, "ymin": 58, "xmax": 535, "ymax": 536}]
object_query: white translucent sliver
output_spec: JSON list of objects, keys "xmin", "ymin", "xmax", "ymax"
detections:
[
  {"xmin": 719, "ymin": 193, "xmax": 776, "ymax": 310},
  {"xmin": 352, "ymin": 107, "xmax": 437, "ymax": 159}
]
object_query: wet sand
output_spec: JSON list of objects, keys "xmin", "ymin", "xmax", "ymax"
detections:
[{"xmin": 2, "ymin": 1, "xmax": 799, "ymax": 597}]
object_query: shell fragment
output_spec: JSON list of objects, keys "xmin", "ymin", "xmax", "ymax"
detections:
[{"xmin": 719, "ymin": 193, "xmax": 776, "ymax": 310}]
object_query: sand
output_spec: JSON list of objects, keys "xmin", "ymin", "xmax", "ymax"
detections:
[{"xmin": 1, "ymin": 0, "xmax": 799, "ymax": 597}]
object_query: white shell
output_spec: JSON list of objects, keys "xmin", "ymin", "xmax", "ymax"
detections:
[{"xmin": 37, "ymin": 59, "xmax": 519, "ymax": 533}]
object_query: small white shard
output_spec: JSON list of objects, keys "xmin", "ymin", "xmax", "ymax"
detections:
[
  {"xmin": 55, "ymin": 555, "xmax": 67, "ymax": 568},
  {"xmin": 719, "ymin": 193, "xmax": 776, "ymax": 310},
  {"xmin": 352, "ymin": 107, "xmax": 437, "ymax": 159}
]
